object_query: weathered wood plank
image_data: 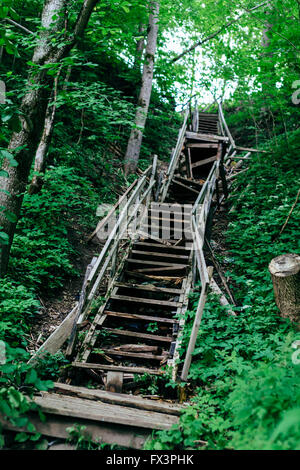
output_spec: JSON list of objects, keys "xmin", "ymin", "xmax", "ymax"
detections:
[
  {"xmin": 114, "ymin": 282, "xmax": 183, "ymax": 294},
  {"xmin": 131, "ymin": 250, "xmax": 189, "ymax": 261},
  {"xmin": 186, "ymin": 131, "xmax": 229, "ymax": 142},
  {"xmin": 109, "ymin": 294, "xmax": 182, "ymax": 307},
  {"xmin": 134, "ymin": 242, "xmax": 190, "ymax": 252},
  {"xmin": 97, "ymin": 349, "xmax": 164, "ymax": 361},
  {"xmin": 0, "ymin": 413, "xmax": 149, "ymax": 450},
  {"xmin": 186, "ymin": 142, "xmax": 218, "ymax": 149},
  {"xmin": 103, "ymin": 310, "xmax": 179, "ymax": 324},
  {"xmin": 102, "ymin": 328, "xmax": 173, "ymax": 343},
  {"xmin": 72, "ymin": 362, "xmax": 163, "ymax": 375},
  {"xmin": 191, "ymin": 155, "xmax": 217, "ymax": 169},
  {"xmin": 32, "ymin": 393, "xmax": 179, "ymax": 430},
  {"xmin": 126, "ymin": 259, "xmax": 188, "ymax": 269},
  {"xmin": 52, "ymin": 383, "xmax": 183, "ymax": 415},
  {"xmin": 172, "ymin": 179, "xmax": 199, "ymax": 195}
]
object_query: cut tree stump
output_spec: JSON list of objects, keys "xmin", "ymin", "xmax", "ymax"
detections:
[{"xmin": 269, "ymin": 253, "xmax": 300, "ymax": 322}]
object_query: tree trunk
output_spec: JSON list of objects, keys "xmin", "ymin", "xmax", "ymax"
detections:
[
  {"xmin": 0, "ymin": 0, "xmax": 98, "ymax": 276},
  {"xmin": 124, "ymin": 1, "xmax": 160, "ymax": 176},
  {"xmin": 133, "ymin": 24, "xmax": 146, "ymax": 69},
  {"xmin": 269, "ymin": 254, "xmax": 300, "ymax": 323},
  {"xmin": 28, "ymin": 69, "xmax": 61, "ymax": 195}
]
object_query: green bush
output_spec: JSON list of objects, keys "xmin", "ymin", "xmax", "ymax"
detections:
[
  {"xmin": 0, "ymin": 279, "xmax": 39, "ymax": 346},
  {"xmin": 148, "ymin": 129, "xmax": 300, "ymax": 450}
]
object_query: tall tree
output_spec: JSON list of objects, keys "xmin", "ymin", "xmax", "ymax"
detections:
[
  {"xmin": 28, "ymin": 68, "xmax": 61, "ymax": 195},
  {"xmin": 0, "ymin": 0, "xmax": 99, "ymax": 276},
  {"xmin": 124, "ymin": 1, "xmax": 160, "ymax": 175}
]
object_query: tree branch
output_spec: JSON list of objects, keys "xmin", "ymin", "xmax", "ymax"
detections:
[
  {"xmin": 171, "ymin": 1, "xmax": 269, "ymax": 63},
  {"xmin": 6, "ymin": 18, "xmax": 34, "ymax": 35}
]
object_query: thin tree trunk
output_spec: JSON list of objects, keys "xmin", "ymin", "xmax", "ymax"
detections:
[
  {"xmin": 28, "ymin": 68, "xmax": 61, "ymax": 195},
  {"xmin": 124, "ymin": 1, "xmax": 160, "ymax": 176},
  {"xmin": 134, "ymin": 24, "xmax": 146, "ymax": 69},
  {"xmin": 0, "ymin": 0, "xmax": 98, "ymax": 276}
]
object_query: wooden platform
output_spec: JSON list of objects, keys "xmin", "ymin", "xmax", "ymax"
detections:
[{"xmin": 0, "ymin": 383, "xmax": 183, "ymax": 449}]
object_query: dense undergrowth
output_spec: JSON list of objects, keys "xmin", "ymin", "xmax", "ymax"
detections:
[{"xmin": 146, "ymin": 129, "xmax": 300, "ymax": 450}]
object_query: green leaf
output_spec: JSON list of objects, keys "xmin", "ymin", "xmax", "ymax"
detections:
[
  {"xmin": 25, "ymin": 369, "xmax": 37, "ymax": 385},
  {"xmin": 4, "ymin": 210, "xmax": 17, "ymax": 223}
]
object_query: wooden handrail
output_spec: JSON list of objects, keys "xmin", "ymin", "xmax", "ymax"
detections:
[{"xmin": 218, "ymin": 101, "xmax": 236, "ymax": 149}]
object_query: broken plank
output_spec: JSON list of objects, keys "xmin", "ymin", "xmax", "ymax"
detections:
[
  {"xmin": 72, "ymin": 362, "xmax": 163, "ymax": 375},
  {"xmin": 171, "ymin": 179, "xmax": 199, "ymax": 195},
  {"xmin": 52, "ymin": 383, "xmax": 183, "ymax": 415},
  {"xmin": 126, "ymin": 259, "xmax": 187, "ymax": 269},
  {"xmin": 191, "ymin": 155, "xmax": 217, "ymax": 169},
  {"xmin": 135, "ymin": 266, "xmax": 187, "ymax": 274},
  {"xmin": 103, "ymin": 311, "xmax": 179, "ymax": 324},
  {"xmin": 186, "ymin": 131, "xmax": 229, "ymax": 142},
  {"xmin": 114, "ymin": 282, "xmax": 183, "ymax": 294},
  {"xmin": 109, "ymin": 294, "xmax": 182, "ymax": 307},
  {"xmin": 0, "ymin": 412, "xmax": 149, "ymax": 450},
  {"xmin": 131, "ymin": 250, "xmax": 189, "ymax": 261},
  {"xmin": 32, "ymin": 393, "xmax": 178, "ymax": 430},
  {"xmin": 102, "ymin": 328, "xmax": 173, "ymax": 343},
  {"xmin": 235, "ymin": 145, "xmax": 268, "ymax": 153},
  {"xmin": 134, "ymin": 242, "xmax": 190, "ymax": 252},
  {"xmin": 98, "ymin": 349, "xmax": 165, "ymax": 361}
]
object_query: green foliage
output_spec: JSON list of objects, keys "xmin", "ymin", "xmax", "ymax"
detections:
[
  {"xmin": 0, "ymin": 344, "xmax": 53, "ymax": 448},
  {"xmin": 0, "ymin": 279, "xmax": 39, "ymax": 345},
  {"xmin": 148, "ymin": 128, "xmax": 300, "ymax": 450},
  {"xmin": 9, "ymin": 165, "xmax": 100, "ymax": 291},
  {"xmin": 66, "ymin": 424, "xmax": 125, "ymax": 450}
]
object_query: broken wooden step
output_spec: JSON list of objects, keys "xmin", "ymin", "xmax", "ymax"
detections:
[
  {"xmin": 103, "ymin": 310, "xmax": 180, "ymax": 324},
  {"xmin": 126, "ymin": 259, "xmax": 189, "ymax": 271},
  {"xmin": 101, "ymin": 328, "xmax": 173, "ymax": 343},
  {"xmin": 114, "ymin": 282, "xmax": 183, "ymax": 295},
  {"xmin": 72, "ymin": 362, "xmax": 163, "ymax": 376},
  {"xmin": 52, "ymin": 383, "xmax": 183, "ymax": 415},
  {"xmin": 134, "ymin": 242, "xmax": 191, "ymax": 253},
  {"xmin": 94, "ymin": 349, "xmax": 165, "ymax": 361},
  {"xmin": 130, "ymin": 250, "xmax": 189, "ymax": 264},
  {"xmin": 109, "ymin": 294, "xmax": 182, "ymax": 308}
]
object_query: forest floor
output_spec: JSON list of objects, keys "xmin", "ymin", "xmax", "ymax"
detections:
[{"xmin": 29, "ymin": 225, "xmax": 102, "ymax": 352}]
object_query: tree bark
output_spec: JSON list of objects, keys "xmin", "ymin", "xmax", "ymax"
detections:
[
  {"xmin": 124, "ymin": 1, "xmax": 160, "ymax": 176},
  {"xmin": 28, "ymin": 69, "xmax": 61, "ymax": 195},
  {"xmin": 269, "ymin": 254, "xmax": 300, "ymax": 323},
  {"xmin": 0, "ymin": 0, "xmax": 98, "ymax": 276},
  {"xmin": 133, "ymin": 24, "xmax": 146, "ymax": 69}
]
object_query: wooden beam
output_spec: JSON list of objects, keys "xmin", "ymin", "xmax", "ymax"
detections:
[
  {"xmin": 126, "ymin": 259, "xmax": 188, "ymax": 269},
  {"xmin": 186, "ymin": 131, "xmax": 229, "ymax": 142},
  {"xmin": 109, "ymin": 294, "xmax": 182, "ymax": 307},
  {"xmin": 235, "ymin": 145, "xmax": 268, "ymax": 153},
  {"xmin": 0, "ymin": 413, "xmax": 149, "ymax": 450},
  {"xmin": 114, "ymin": 282, "xmax": 183, "ymax": 294},
  {"xmin": 171, "ymin": 179, "xmax": 199, "ymax": 195},
  {"xmin": 72, "ymin": 362, "xmax": 163, "ymax": 375},
  {"xmin": 131, "ymin": 250, "xmax": 189, "ymax": 261},
  {"xmin": 191, "ymin": 155, "xmax": 217, "ymax": 169},
  {"xmin": 32, "ymin": 393, "xmax": 179, "ymax": 430},
  {"xmin": 104, "ymin": 310, "xmax": 179, "ymax": 324},
  {"xmin": 52, "ymin": 383, "xmax": 183, "ymax": 415},
  {"xmin": 186, "ymin": 143, "xmax": 218, "ymax": 149},
  {"xmin": 102, "ymin": 328, "xmax": 173, "ymax": 343},
  {"xmin": 98, "ymin": 349, "xmax": 165, "ymax": 361}
]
